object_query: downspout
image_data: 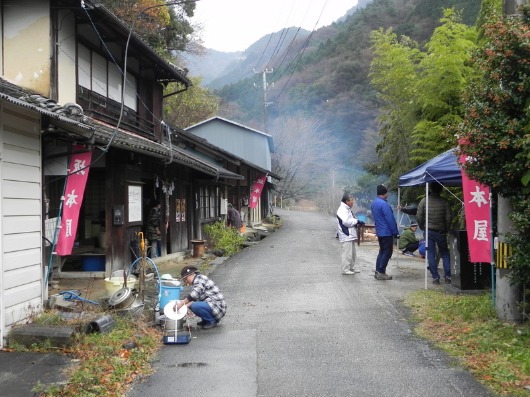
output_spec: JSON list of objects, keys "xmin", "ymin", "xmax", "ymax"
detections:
[
  {"xmin": 162, "ymin": 86, "xmax": 189, "ymax": 98},
  {"xmin": 162, "ymin": 121, "xmax": 174, "ymax": 164}
]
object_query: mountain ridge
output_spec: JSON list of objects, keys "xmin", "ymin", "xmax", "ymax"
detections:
[{"xmin": 187, "ymin": 0, "xmax": 483, "ymax": 173}]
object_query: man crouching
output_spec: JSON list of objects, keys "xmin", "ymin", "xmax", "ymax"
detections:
[{"xmin": 173, "ymin": 266, "xmax": 227, "ymax": 329}]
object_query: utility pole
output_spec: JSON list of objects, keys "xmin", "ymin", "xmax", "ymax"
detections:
[{"xmin": 253, "ymin": 68, "xmax": 274, "ymax": 132}]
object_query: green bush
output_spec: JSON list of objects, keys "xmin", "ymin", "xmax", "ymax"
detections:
[{"xmin": 204, "ymin": 221, "xmax": 244, "ymax": 256}]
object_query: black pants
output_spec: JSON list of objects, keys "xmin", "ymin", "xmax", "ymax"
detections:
[{"xmin": 403, "ymin": 242, "xmax": 419, "ymax": 253}]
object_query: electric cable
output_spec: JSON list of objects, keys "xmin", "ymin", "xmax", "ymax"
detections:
[{"xmin": 270, "ymin": 0, "xmax": 330, "ymax": 104}]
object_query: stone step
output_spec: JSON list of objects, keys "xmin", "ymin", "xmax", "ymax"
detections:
[{"xmin": 8, "ymin": 325, "xmax": 76, "ymax": 348}]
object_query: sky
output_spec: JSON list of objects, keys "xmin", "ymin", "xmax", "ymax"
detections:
[{"xmin": 191, "ymin": 0, "xmax": 359, "ymax": 52}]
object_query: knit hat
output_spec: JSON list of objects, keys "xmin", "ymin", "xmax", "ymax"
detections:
[
  {"xmin": 376, "ymin": 185, "xmax": 388, "ymax": 195},
  {"xmin": 180, "ymin": 266, "xmax": 199, "ymax": 279},
  {"xmin": 410, "ymin": 223, "xmax": 418, "ymax": 227}
]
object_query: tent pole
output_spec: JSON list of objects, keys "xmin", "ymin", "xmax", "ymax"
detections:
[
  {"xmin": 397, "ymin": 187, "xmax": 401, "ymax": 228},
  {"xmin": 425, "ymin": 183, "xmax": 429, "ymax": 290}
]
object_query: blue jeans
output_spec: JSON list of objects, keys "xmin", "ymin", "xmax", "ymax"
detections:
[
  {"xmin": 150, "ymin": 240, "xmax": 160, "ymax": 258},
  {"xmin": 427, "ymin": 230, "xmax": 451, "ymax": 279},
  {"xmin": 376, "ymin": 236, "xmax": 394, "ymax": 273},
  {"xmin": 189, "ymin": 301, "xmax": 216, "ymax": 324}
]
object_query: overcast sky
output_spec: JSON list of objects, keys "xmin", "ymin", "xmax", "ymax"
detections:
[{"xmin": 191, "ymin": 0, "xmax": 359, "ymax": 52}]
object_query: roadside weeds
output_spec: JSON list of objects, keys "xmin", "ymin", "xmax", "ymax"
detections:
[{"xmin": 405, "ymin": 290, "xmax": 530, "ymax": 397}]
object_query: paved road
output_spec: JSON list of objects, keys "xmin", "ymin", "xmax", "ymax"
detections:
[{"xmin": 128, "ymin": 209, "xmax": 493, "ymax": 397}]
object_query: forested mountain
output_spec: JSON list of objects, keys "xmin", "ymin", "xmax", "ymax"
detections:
[{"xmin": 191, "ymin": 0, "xmax": 483, "ymax": 174}]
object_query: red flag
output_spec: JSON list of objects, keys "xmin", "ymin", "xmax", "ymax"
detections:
[
  {"xmin": 460, "ymin": 155, "xmax": 491, "ymax": 263},
  {"xmin": 56, "ymin": 146, "xmax": 92, "ymax": 255},
  {"xmin": 249, "ymin": 174, "xmax": 266, "ymax": 209}
]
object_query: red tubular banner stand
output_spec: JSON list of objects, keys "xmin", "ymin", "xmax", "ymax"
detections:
[
  {"xmin": 55, "ymin": 145, "xmax": 93, "ymax": 255},
  {"xmin": 460, "ymin": 155, "xmax": 491, "ymax": 263},
  {"xmin": 249, "ymin": 174, "xmax": 266, "ymax": 209}
]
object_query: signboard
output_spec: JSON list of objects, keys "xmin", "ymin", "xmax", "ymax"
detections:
[
  {"xmin": 128, "ymin": 185, "xmax": 142, "ymax": 223},
  {"xmin": 249, "ymin": 174, "xmax": 266, "ymax": 209},
  {"xmin": 460, "ymin": 155, "xmax": 491, "ymax": 263}
]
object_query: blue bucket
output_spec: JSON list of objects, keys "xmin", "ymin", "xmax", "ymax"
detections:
[{"xmin": 159, "ymin": 284, "xmax": 182, "ymax": 310}]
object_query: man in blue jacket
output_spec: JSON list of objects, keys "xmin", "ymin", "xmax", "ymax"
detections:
[{"xmin": 371, "ymin": 185, "xmax": 399, "ymax": 280}]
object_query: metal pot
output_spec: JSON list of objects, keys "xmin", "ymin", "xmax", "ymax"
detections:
[
  {"xmin": 164, "ymin": 317, "xmax": 184, "ymax": 332},
  {"xmin": 108, "ymin": 287, "xmax": 137, "ymax": 309}
]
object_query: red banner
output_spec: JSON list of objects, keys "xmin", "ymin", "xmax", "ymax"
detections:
[
  {"xmin": 460, "ymin": 155, "xmax": 491, "ymax": 263},
  {"xmin": 249, "ymin": 174, "xmax": 266, "ymax": 209},
  {"xmin": 55, "ymin": 146, "xmax": 92, "ymax": 255}
]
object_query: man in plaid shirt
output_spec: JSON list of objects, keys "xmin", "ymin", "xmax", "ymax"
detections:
[{"xmin": 173, "ymin": 266, "xmax": 227, "ymax": 329}]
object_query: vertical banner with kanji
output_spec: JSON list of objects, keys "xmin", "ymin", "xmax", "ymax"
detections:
[
  {"xmin": 460, "ymin": 155, "xmax": 491, "ymax": 263},
  {"xmin": 56, "ymin": 146, "xmax": 92, "ymax": 255},
  {"xmin": 249, "ymin": 174, "xmax": 266, "ymax": 209}
]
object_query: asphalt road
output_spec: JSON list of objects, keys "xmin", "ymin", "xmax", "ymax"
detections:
[{"xmin": 127, "ymin": 208, "xmax": 494, "ymax": 397}]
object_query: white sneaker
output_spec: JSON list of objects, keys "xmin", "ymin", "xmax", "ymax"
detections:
[
  {"xmin": 351, "ymin": 269, "xmax": 361, "ymax": 274},
  {"xmin": 342, "ymin": 270, "xmax": 355, "ymax": 275}
]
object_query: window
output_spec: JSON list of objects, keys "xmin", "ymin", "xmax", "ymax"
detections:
[
  {"xmin": 77, "ymin": 43, "xmax": 137, "ymax": 111},
  {"xmin": 198, "ymin": 186, "xmax": 219, "ymax": 219}
]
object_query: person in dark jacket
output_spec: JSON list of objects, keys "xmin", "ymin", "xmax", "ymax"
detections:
[
  {"xmin": 146, "ymin": 200, "xmax": 161, "ymax": 258},
  {"xmin": 227, "ymin": 203, "xmax": 242, "ymax": 229},
  {"xmin": 397, "ymin": 205, "xmax": 417, "ymax": 216},
  {"xmin": 416, "ymin": 182, "xmax": 452, "ymax": 284},
  {"xmin": 370, "ymin": 185, "xmax": 399, "ymax": 280}
]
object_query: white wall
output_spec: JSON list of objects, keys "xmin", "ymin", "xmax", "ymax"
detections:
[
  {"xmin": 0, "ymin": 102, "xmax": 43, "ymax": 348},
  {"xmin": 57, "ymin": 9, "xmax": 77, "ymax": 104},
  {"xmin": 2, "ymin": 0, "xmax": 51, "ymax": 95}
]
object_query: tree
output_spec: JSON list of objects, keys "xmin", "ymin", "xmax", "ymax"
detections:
[
  {"xmin": 368, "ymin": 28, "xmax": 423, "ymax": 188},
  {"xmin": 163, "ymin": 77, "xmax": 219, "ymax": 129},
  {"xmin": 100, "ymin": 0, "xmax": 198, "ymax": 54},
  {"xmin": 270, "ymin": 115, "xmax": 338, "ymax": 204},
  {"xmin": 455, "ymin": 10, "xmax": 530, "ymax": 285},
  {"xmin": 412, "ymin": 9, "xmax": 478, "ymax": 162},
  {"xmin": 368, "ymin": 10, "xmax": 478, "ymax": 197}
]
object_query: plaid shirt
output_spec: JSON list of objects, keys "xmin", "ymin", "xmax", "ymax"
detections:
[{"xmin": 187, "ymin": 274, "xmax": 227, "ymax": 321}]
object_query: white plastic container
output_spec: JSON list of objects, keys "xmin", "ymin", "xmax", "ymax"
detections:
[{"xmin": 104, "ymin": 271, "xmax": 137, "ymax": 296}]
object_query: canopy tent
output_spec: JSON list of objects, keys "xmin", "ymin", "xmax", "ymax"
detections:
[
  {"xmin": 398, "ymin": 148, "xmax": 461, "ymax": 188},
  {"xmin": 397, "ymin": 148, "xmax": 463, "ymax": 290},
  {"xmin": 397, "ymin": 148, "xmax": 494, "ymax": 297}
]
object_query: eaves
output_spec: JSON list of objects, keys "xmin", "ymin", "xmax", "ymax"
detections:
[{"xmin": 0, "ymin": 91, "xmax": 243, "ymax": 180}]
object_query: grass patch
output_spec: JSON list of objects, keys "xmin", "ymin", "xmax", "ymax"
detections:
[
  {"xmin": 22, "ymin": 312, "xmax": 161, "ymax": 396},
  {"xmin": 405, "ymin": 290, "xmax": 530, "ymax": 396}
]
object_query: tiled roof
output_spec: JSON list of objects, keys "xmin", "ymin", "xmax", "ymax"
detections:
[{"xmin": 0, "ymin": 78, "xmax": 242, "ymax": 180}]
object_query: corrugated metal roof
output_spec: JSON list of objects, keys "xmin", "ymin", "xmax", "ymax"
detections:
[
  {"xmin": 186, "ymin": 116, "xmax": 275, "ymax": 152},
  {"xmin": 176, "ymin": 128, "xmax": 281, "ymax": 180}
]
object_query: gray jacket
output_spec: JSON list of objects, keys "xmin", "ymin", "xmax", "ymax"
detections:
[{"xmin": 416, "ymin": 193, "xmax": 451, "ymax": 232}]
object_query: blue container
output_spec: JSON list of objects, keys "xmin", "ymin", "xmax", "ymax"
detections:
[
  {"xmin": 81, "ymin": 255, "xmax": 105, "ymax": 271},
  {"xmin": 159, "ymin": 284, "xmax": 183, "ymax": 310},
  {"xmin": 356, "ymin": 214, "xmax": 367, "ymax": 223}
]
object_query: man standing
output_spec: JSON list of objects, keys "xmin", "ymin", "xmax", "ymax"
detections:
[
  {"xmin": 371, "ymin": 185, "xmax": 399, "ymax": 280},
  {"xmin": 146, "ymin": 200, "xmax": 161, "ymax": 258},
  {"xmin": 336, "ymin": 194, "xmax": 364, "ymax": 275},
  {"xmin": 416, "ymin": 182, "xmax": 452, "ymax": 284}
]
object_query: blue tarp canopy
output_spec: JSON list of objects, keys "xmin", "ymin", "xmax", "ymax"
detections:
[{"xmin": 398, "ymin": 148, "xmax": 462, "ymax": 187}]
